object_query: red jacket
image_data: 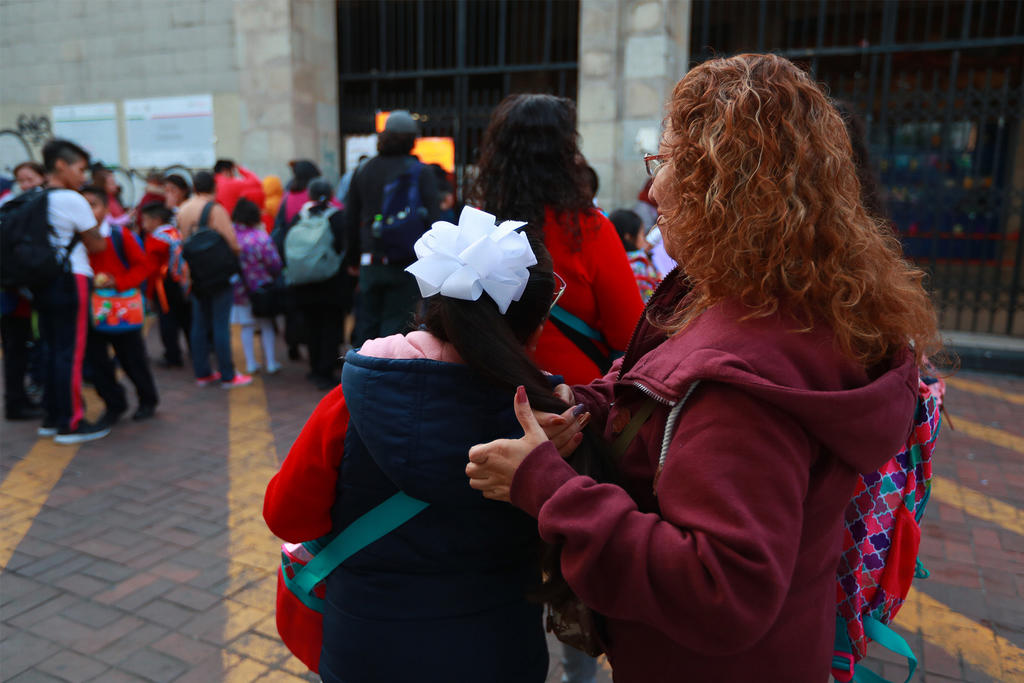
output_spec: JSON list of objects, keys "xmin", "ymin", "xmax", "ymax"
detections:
[
  {"xmin": 510, "ymin": 271, "xmax": 919, "ymax": 682},
  {"xmin": 88, "ymin": 224, "xmax": 152, "ymax": 291},
  {"xmin": 533, "ymin": 207, "xmax": 645, "ymax": 385},
  {"xmin": 216, "ymin": 166, "xmax": 265, "ymax": 216}
]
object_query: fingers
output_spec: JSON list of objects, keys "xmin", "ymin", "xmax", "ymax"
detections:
[
  {"xmin": 554, "ymin": 383, "xmax": 575, "ymax": 404},
  {"xmin": 513, "ymin": 386, "xmax": 547, "ymax": 443}
]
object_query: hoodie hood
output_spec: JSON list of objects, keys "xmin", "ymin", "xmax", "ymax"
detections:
[
  {"xmin": 341, "ymin": 332, "xmax": 524, "ymax": 506},
  {"xmin": 622, "ymin": 279, "xmax": 919, "ymax": 475}
]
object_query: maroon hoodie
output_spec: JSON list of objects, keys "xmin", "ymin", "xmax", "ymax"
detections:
[{"xmin": 510, "ymin": 271, "xmax": 919, "ymax": 683}]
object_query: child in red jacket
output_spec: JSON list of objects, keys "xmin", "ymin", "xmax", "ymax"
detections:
[
  {"xmin": 82, "ymin": 186, "xmax": 159, "ymax": 424},
  {"xmin": 139, "ymin": 203, "xmax": 191, "ymax": 368}
]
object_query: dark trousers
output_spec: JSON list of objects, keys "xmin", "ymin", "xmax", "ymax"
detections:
[
  {"xmin": 86, "ymin": 328, "xmax": 159, "ymax": 413},
  {"xmin": 299, "ymin": 304, "xmax": 343, "ymax": 380},
  {"xmin": 35, "ymin": 272, "xmax": 90, "ymax": 431},
  {"xmin": 158, "ymin": 277, "xmax": 191, "ymax": 365},
  {"xmin": 352, "ymin": 264, "xmax": 420, "ymax": 347},
  {"xmin": 190, "ymin": 287, "xmax": 235, "ymax": 382},
  {"xmin": 1, "ymin": 312, "xmax": 33, "ymax": 412}
]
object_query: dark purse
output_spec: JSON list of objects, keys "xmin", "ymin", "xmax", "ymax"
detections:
[{"xmin": 249, "ymin": 277, "xmax": 287, "ymax": 317}]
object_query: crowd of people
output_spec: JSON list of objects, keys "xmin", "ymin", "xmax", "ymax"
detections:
[
  {"xmin": 3, "ymin": 53, "xmax": 941, "ymax": 683},
  {"xmin": 1, "ymin": 106, "xmax": 665, "ymax": 447}
]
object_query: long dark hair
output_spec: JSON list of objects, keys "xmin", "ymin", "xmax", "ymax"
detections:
[
  {"xmin": 421, "ymin": 230, "xmax": 616, "ymax": 604},
  {"xmin": 470, "ymin": 94, "xmax": 594, "ymax": 251}
]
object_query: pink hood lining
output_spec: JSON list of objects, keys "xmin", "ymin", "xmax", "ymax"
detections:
[{"xmin": 358, "ymin": 331, "xmax": 464, "ymax": 365}]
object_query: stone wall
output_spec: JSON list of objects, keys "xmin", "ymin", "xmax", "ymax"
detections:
[
  {"xmin": 577, "ymin": 0, "xmax": 690, "ymax": 212},
  {"xmin": 0, "ymin": 0, "xmax": 338, "ymax": 181},
  {"xmin": 0, "ymin": 0, "xmax": 242, "ymax": 168}
]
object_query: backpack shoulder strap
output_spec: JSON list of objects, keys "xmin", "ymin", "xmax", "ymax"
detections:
[
  {"xmin": 291, "ymin": 491, "xmax": 429, "ymax": 594},
  {"xmin": 611, "ymin": 398, "xmax": 658, "ymax": 461},
  {"xmin": 197, "ymin": 202, "xmax": 215, "ymax": 231},
  {"xmin": 109, "ymin": 226, "xmax": 130, "ymax": 270}
]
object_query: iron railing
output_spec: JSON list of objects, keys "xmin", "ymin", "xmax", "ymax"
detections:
[
  {"xmin": 336, "ymin": 0, "xmax": 579, "ymax": 196},
  {"xmin": 692, "ymin": 0, "xmax": 1024, "ymax": 336}
]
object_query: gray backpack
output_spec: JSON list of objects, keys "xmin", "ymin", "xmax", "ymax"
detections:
[{"xmin": 284, "ymin": 205, "xmax": 342, "ymax": 285}]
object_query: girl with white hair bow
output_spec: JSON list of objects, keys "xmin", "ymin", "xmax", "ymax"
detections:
[{"xmin": 264, "ymin": 207, "xmax": 600, "ymax": 683}]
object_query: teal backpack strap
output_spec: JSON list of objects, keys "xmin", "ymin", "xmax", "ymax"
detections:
[
  {"xmin": 832, "ymin": 615, "xmax": 856, "ymax": 682},
  {"xmin": 293, "ymin": 492, "xmax": 429, "ymax": 594},
  {"xmin": 549, "ymin": 305, "xmax": 605, "ymax": 342},
  {"xmin": 851, "ymin": 616, "xmax": 918, "ymax": 683}
]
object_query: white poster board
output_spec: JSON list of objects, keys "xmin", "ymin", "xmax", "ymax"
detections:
[
  {"xmin": 125, "ymin": 95, "xmax": 215, "ymax": 168},
  {"xmin": 52, "ymin": 103, "xmax": 119, "ymax": 165},
  {"xmin": 344, "ymin": 134, "xmax": 378, "ymax": 173}
]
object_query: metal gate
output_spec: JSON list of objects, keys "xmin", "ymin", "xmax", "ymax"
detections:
[
  {"xmin": 692, "ymin": 0, "xmax": 1024, "ymax": 336},
  {"xmin": 336, "ymin": 0, "xmax": 579, "ymax": 195}
]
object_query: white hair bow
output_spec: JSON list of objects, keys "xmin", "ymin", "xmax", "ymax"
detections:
[{"xmin": 405, "ymin": 206, "xmax": 536, "ymax": 314}]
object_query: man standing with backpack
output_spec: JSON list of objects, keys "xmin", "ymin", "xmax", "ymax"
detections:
[
  {"xmin": 0, "ymin": 139, "xmax": 110, "ymax": 443},
  {"xmin": 343, "ymin": 110, "xmax": 440, "ymax": 346},
  {"xmin": 178, "ymin": 171, "xmax": 251, "ymax": 389}
]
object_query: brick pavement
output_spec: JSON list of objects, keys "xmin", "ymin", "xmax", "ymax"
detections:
[{"xmin": 0, "ymin": 327, "xmax": 1020, "ymax": 682}]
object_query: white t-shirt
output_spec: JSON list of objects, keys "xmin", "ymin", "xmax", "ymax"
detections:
[{"xmin": 47, "ymin": 189, "xmax": 96, "ymax": 277}]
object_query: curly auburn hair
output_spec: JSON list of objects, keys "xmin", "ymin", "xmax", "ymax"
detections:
[
  {"xmin": 658, "ymin": 54, "xmax": 939, "ymax": 368},
  {"xmin": 470, "ymin": 94, "xmax": 594, "ymax": 250}
]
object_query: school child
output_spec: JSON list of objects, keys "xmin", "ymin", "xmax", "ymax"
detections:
[
  {"xmin": 264, "ymin": 208, "xmax": 570, "ymax": 682},
  {"xmin": 138, "ymin": 202, "xmax": 191, "ymax": 368},
  {"xmin": 230, "ymin": 198, "xmax": 282, "ymax": 374},
  {"xmin": 81, "ymin": 186, "xmax": 159, "ymax": 424},
  {"xmin": 609, "ymin": 208, "xmax": 661, "ymax": 303}
]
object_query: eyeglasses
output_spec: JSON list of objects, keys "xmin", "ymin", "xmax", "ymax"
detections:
[
  {"xmin": 644, "ymin": 153, "xmax": 670, "ymax": 178},
  {"xmin": 550, "ymin": 272, "xmax": 567, "ymax": 313}
]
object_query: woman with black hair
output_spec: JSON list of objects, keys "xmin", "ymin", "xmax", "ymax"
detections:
[
  {"xmin": 471, "ymin": 94, "xmax": 644, "ymax": 386},
  {"xmin": 264, "ymin": 207, "xmax": 593, "ymax": 682}
]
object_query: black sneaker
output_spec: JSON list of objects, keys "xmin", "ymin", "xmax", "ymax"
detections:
[
  {"xmin": 55, "ymin": 420, "xmax": 111, "ymax": 445},
  {"xmin": 131, "ymin": 405, "xmax": 157, "ymax": 421},
  {"xmin": 97, "ymin": 407, "xmax": 126, "ymax": 429},
  {"xmin": 38, "ymin": 418, "xmax": 58, "ymax": 437}
]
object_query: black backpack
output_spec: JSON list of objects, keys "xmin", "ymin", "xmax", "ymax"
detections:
[
  {"xmin": 370, "ymin": 160, "xmax": 428, "ymax": 264},
  {"xmin": 0, "ymin": 189, "xmax": 77, "ymax": 291},
  {"xmin": 181, "ymin": 202, "xmax": 239, "ymax": 297}
]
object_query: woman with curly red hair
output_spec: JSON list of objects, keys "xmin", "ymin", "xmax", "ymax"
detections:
[{"xmin": 466, "ymin": 54, "xmax": 939, "ymax": 682}]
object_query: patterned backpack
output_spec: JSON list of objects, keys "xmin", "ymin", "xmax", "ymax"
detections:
[{"xmin": 831, "ymin": 376, "xmax": 943, "ymax": 683}]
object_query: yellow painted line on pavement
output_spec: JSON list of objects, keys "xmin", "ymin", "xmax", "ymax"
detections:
[
  {"xmin": 898, "ymin": 587, "xmax": 1024, "ymax": 681},
  {"xmin": 931, "ymin": 475, "xmax": 1024, "ymax": 537},
  {"xmin": 0, "ymin": 440, "xmax": 80, "ymax": 570},
  {"xmin": 951, "ymin": 415, "xmax": 1024, "ymax": 455},
  {"xmin": 224, "ymin": 373, "xmax": 298, "ymax": 671},
  {"xmin": 0, "ymin": 387, "xmax": 104, "ymax": 571},
  {"xmin": 946, "ymin": 377, "xmax": 1024, "ymax": 406}
]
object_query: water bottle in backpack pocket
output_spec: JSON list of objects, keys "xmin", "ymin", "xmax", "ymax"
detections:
[
  {"xmin": 284, "ymin": 206, "xmax": 343, "ymax": 286},
  {"xmin": 370, "ymin": 161, "xmax": 428, "ymax": 264}
]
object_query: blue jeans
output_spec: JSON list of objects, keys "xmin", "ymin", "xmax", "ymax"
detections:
[{"xmin": 190, "ymin": 287, "xmax": 235, "ymax": 382}]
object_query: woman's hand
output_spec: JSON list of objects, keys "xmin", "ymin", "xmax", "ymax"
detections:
[
  {"xmin": 94, "ymin": 272, "xmax": 114, "ymax": 289},
  {"xmin": 532, "ymin": 402, "xmax": 588, "ymax": 458},
  {"xmin": 467, "ymin": 386, "xmax": 551, "ymax": 502}
]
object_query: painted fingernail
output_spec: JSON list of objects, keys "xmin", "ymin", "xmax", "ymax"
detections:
[
  {"xmin": 516, "ymin": 386, "xmax": 528, "ymax": 404},
  {"xmin": 579, "ymin": 413, "xmax": 591, "ymax": 428},
  {"xmin": 572, "ymin": 403, "xmax": 586, "ymax": 417}
]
